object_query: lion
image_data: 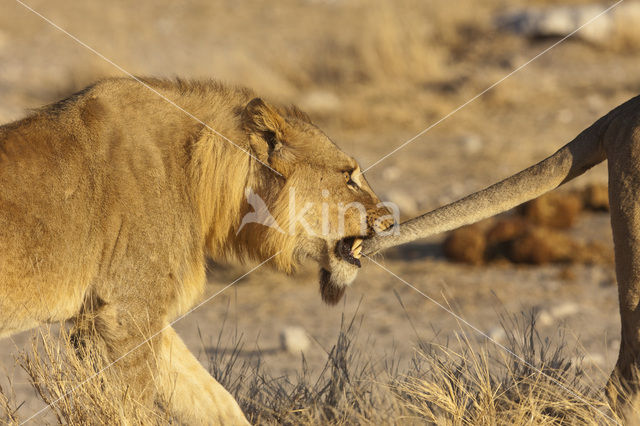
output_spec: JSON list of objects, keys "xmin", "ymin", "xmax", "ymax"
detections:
[
  {"xmin": 362, "ymin": 94, "xmax": 640, "ymax": 414},
  {"xmin": 0, "ymin": 77, "xmax": 394, "ymax": 424}
]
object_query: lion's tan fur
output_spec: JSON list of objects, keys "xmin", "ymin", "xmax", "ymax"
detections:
[
  {"xmin": 363, "ymin": 94, "xmax": 640, "ymax": 415},
  {"xmin": 0, "ymin": 77, "xmax": 391, "ymax": 424}
]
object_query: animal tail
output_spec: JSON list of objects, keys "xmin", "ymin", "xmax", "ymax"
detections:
[{"xmin": 364, "ymin": 112, "xmax": 612, "ymax": 254}]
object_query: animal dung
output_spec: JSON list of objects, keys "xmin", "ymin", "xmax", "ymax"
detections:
[
  {"xmin": 443, "ymin": 224, "xmax": 486, "ymax": 265},
  {"xmin": 508, "ymin": 227, "xmax": 578, "ymax": 264},
  {"xmin": 443, "ymin": 186, "xmax": 612, "ymax": 266},
  {"xmin": 519, "ymin": 192, "xmax": 583, "ymax": 229}
]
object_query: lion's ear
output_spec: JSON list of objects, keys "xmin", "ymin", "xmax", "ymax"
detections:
[
  {"xmin": 242, "ymin": 98, "xmax": 285, "ymax": 143},
  {"xmin": 243, "ymin": 98, "xmax": 293, "ymax": 172}
]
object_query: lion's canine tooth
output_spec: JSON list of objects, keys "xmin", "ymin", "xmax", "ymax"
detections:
[
  {"xmin": 352, "ymin": 238, "xmax": 363, "ymax": 250},
  {"xmin": 352, "ymin": 244, "xmax": 362, "ymax": 258}
]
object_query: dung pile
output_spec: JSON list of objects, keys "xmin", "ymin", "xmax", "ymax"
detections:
[{"xmin": 443, "ymin": 184, "xmax": 612, "ymax": 265}]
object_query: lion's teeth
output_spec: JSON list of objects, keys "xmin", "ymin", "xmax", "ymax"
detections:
[
  {"xmin": 352, "ymin": 244, "xmax": 362, "ymax": 258},
  {"xmin": 353, "ymin": 238, "xmax": 363, "ymax": 250}
]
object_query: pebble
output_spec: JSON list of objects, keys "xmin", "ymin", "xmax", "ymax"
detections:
[
  {"xmin": 497, "ymin": 3, "xmax": 640, "ymax": 45},
  {"xmin": 486, "ymin": 326, "xmax": 506, "ymax": 343},
  {"xmin": 496, "ymin": 5, "xmax": 613, "ymax": 43},
  {"xmin": 280, "ymin": 326, "xmax": 310, "ymax": 354},
  {"xmin": 459, "ymin": 134, "xmax": 483, "ymax": 155},
  {"xmin": 538, "ymin": 310, "xmax": 554, "ymax": 327},
  {"xmin": 570, "ymin": 353, "xmax": 605, "ymax": 367},
  {"xmin": 549, "ymin": 302, "xmax": 580, "ymax": 318},
  {"xmin": 537, "ymin": 302, "xmax": 580, "ymax": 326}
]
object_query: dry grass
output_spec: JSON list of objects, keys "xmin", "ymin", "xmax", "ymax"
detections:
[
  {"xmin": 208, "ymin": 312, "xmax": 407, "ymax": 424},
  {"xmin": 1, "ymin": 312, "xmax": 627, "ymax": 425},
  {"xmin": 395, "ymin": 314, "xmax": 619, "ymax": 425},
  {"xmin": 2, "ymin": 326, "xmax": 173, "ymax": 425},
  {"xmin": 1, "ymin": 0, "xmax": 639, "ymax": 424}
]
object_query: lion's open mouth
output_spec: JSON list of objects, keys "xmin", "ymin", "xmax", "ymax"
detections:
[
  {"xmin": 319, "ymin": 237, "xmax": 364, "ymax": 305},
  {"xmin": 335, "ymin": 237, "xmax": 363, "ymax": 267}
]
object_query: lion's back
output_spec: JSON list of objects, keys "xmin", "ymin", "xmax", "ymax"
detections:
[{"xmin": 0, "ymin": 80, "xmax": 201, "ymax": 309}]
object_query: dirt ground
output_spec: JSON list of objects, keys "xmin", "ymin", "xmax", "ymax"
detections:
[{"xmin": 0, "ymin": 0, "xmax": 637, "ymax": 421}]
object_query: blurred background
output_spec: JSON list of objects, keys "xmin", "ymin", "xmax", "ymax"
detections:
[{"xmin": 1, "ymin": 0, "xmax": 639, "ymax": 420}]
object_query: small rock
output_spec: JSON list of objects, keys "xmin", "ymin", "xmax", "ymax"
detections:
[
  {"xmin": 537, "ymin": 310, "xmax": 554, "ymax": 327},
  {"xmin": 497, "ymin": 5, "xmax": 614, "ymax": 43},
  {"xmin": 280, "ymin": 326, "xmax": 310, "ymax": 354},
  {"xmin": 459, "ymin": 134, "xmax": 483, "ymax": 155},
  {"xmin": 537, "ymin": 302, "xmax": 580, "ymax": 326},
  {"xmin": 549, "ymin": 302, "xmax": 580, "ymax": 319},
  {"xmin": 486, "ymin": 326, "xmax": 506, "ymax": 343},
  {"xmin": 571, "ymin": 353, "xmax": 604, "ymax": 368}
]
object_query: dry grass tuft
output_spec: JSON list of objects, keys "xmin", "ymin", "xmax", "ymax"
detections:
[
  {"xmin": 0, "ymin": 380, "xmax": 20, "ymax": 425},
  {"xmin": 0, "ymin": 313, "xmax": 629, "ymax": 425},
  {"xmin": 207, "ymin": 312, "xmax": 407, "ymax": 424},
  {"xmin": 2, "ymin": 327, "xmax": 172, "ymax": 425},
  {"xmin": 394, "ymin": 313, "xmax": 620, "ymax": 425}
]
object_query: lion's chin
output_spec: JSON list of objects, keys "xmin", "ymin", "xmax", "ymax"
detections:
[{"xmin": 319, "ymin": 266, "xmax": 358, "ymax": 305}]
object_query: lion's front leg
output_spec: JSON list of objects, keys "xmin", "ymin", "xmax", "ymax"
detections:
[
  {"xmin": 155, "ymin": 326, "xmax": 249, "ymax": 425},
  {"xmin": 72, "ymin": 302, "xmax": 165, "ymax": 407}
]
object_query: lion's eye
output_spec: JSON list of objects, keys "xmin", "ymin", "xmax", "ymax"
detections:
[{"xmin": 343, "ymin": 171, "xmax": 358, "ymax": 190}]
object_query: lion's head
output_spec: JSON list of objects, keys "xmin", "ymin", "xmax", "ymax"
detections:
[{"xmin": 229, "ymin": 97, "xmax": 395, "ymax": 305}]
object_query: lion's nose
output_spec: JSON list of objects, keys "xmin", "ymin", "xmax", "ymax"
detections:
[
  {"xmin": 374, "ymin": 216, "xmax": 396, "ymax": 234},
  {"xmin": 366, "ymin": 207, "xmax": 396, "ymax": 235}
]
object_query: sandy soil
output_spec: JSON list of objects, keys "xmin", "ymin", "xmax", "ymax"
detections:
[{"xmin": 0, "ymin": 0, "xmax": 636, "ymax": 421}]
